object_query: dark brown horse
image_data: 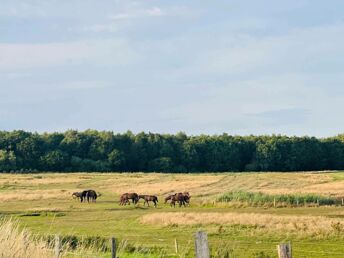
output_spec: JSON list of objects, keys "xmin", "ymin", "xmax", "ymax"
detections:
[
  {"xmin": 166, "ymin": 192, "xmax": 191, "ymax": 207},
  {"xmin": 139, "ymin": 195, "xmax": 158, "ymax": 207},
  {"xmin": 164, "ymin": 194, "xmax": 175, "ymax": 204},
  {"xmin": 119, "ymin": 193, "xmax": 139, "ymax": 205},
  {"xmin": 72, "ymin": 192, "xmax": 82, "ymax": 201},
  {"xmin": 81, "ymin": 190, "xmax": 98, "ymax": 203}
]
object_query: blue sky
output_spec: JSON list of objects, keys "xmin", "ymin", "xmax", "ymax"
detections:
[{"xmin": 1, "ymin": 1, "xmax": 344, "ymax": 136}]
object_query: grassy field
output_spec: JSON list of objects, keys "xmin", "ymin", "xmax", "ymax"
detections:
[{"xmin": 0, "ymin": 172, "xmax": 344, "ymax": 257}]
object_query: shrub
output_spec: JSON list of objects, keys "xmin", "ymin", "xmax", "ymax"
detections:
[{"xmin": 217, "ymin": 191, "xmax": 337, "ymax": 206}]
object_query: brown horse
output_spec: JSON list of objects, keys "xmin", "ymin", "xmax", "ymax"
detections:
[
  {"xmin": 72, "ymin": 192, "xmax": 82, "ymax": 201},
  {"xmin": 164, "ymin": 194, "xmax": 175, "ymax": 204},
  {"xmin": 81, "ymin": 190, "xmax": 99, "ymax": 203},
  {"xmin": 139, "ymin": 195, "xmax": 158, "ymax": 207},
  {"xmin": 119, "ymin": 193, "xmax": 139, "ymax": 205},
  {"xmin": 166, "ymin": 192, "xmax": 191, "ymax": 207},
  {"xmin": 119, "ymin": 194, "xmax": 130, "ymax": 205}
]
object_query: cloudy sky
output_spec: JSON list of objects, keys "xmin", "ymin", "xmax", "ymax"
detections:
[{"xmin": 1, "ymin": 1, "xmax": 344, "ymax": 136}]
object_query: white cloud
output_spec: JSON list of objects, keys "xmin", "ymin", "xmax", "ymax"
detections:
[
  {"xmin": 56, "ymin": 81, "xmax": 110, "ymax": 91},
  {"xmin": 109, "ymin": 7, "xmax": 165, "ymax": 20},
  {"xmin": 187, "ymin": 22, "xmax": 344, "ymax": 78},
  {"xmin": 0, "ymin": 2, "xmax": 47, "ymax": 18},
  {"xmin": 81, "ymin": 6, "xmax": 183, "ymax": 33},
  {"xmin": 0, "ymin": 72, "xmax": 32, "ymax": 79},
  {"xmin": 0, "ymin": 39, "xmax": 138, "ymax": 70},
  {"xmin": 81, "ymin": 23, "xmax": 119, "ymax": 33}
]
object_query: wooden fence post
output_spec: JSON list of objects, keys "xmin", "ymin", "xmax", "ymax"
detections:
[
  {"xmin": 111, "ymin": 237, "xmax": 116, "ymax": 258},
  {"xmin": 194, "ymin": 231, "xmax": 210, "ymax": 258},
  {"xmin": 54, "ymin": 235, "xmax": 61, "ymax": 258},
  {"xmin": 273, "ymin": 197, "xmax": 276, "ymax": 208},
  {"xmin": 175, "ymin": 238, "xmax": 179, "ymax": 254},
  {"xmin": 277, "ymin": 242, "xmax": 292, "ymax": 258},
  {"xmin": 341, "ymin": 198, "xmax": 343, "ymax": 206}
]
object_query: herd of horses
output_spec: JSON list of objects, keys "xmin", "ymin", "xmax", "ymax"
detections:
[{"xmin": 72, "ymin": 190, "xmax": 191, "ymax": 208}]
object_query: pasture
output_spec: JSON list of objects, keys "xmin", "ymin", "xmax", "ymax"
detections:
[{"xmin": 0, "ymin": 172, "xmax": 344, "ymax": 257}]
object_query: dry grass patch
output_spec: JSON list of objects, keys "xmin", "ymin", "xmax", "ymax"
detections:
[
  {"xmin": 302, "ymin": 181, "xmax": 344, "ymax": 197},
  {"xmin": 97, "ymin": 174, "xmax": 224, "ymax": 195},
  {"xmin": 140, "ymin": 212, "xmax": 344, "ymax": 236},
  {"xmin": 0, "ymin": 189, "xmax": 70, "ymax": 201},
  {"xmin": 0, "ymin": 219, "xmax": 103, "ymax": 258},
  {"xmin": 0, "ymin": 174, "xmax": 83, "ymax": 186},
  {"xmin": 0, "ymin": 219, "xmax": 54, "ymax": 258}
]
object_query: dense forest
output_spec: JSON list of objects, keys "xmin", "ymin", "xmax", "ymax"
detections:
[{"xmin": 0, "ymin": 130, "xmax": 344, "ymax": 172}]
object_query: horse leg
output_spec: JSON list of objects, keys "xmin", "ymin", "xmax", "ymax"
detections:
[
  {"xmin": 147, "ymin": 200, "xmax": 150, "ymax": 207},
  {"xmin": 153, "ymin": 200, "xmax": 157, "ymax": 208}
]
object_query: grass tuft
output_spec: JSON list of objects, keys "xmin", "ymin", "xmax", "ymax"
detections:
[{"xmin": 217, "ymin": 191, "xmax": 337, "ymax": 206}]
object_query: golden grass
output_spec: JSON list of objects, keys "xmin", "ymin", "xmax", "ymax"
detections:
[
  {"xmin": 140, "ymin": 212, "xmax": 344, "ymax": 236},
  {"xmin": 0, "ymin": 219, "xmax": 105, "ymax": 258},
  {"xmin": 0, "ymin": 219, "xmax": 54, "ymax": 258},
  {"xmin": 99, "ymin": 174, "xmax": 224, "ymax": 195},
  {"xmin": 0, "ymin": 189, "xmax": 70, "ymax": 201},
  {"xmin": 0, "ymin": 175, "xmax": 83, "ymax": 185},
  {"xmin": 0, "ymin": 172, "xmax": 343, "ymax": 203}
]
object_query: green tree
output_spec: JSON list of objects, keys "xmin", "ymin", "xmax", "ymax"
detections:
[
  {"xmin": 0, "ymin": 150, "xmax": 17, "ymax": 171},
  {"xmin": 108, "ymin": 149, "xmax": 125, "ymax": 171},
  {"xmin": 40, "ymin": 150, "xmax": 68, "ymax": 171}
]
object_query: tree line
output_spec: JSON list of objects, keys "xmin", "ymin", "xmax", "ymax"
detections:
[{"xmin": 0, "ymin": 130, "xmax": 344, "ymax": 172}]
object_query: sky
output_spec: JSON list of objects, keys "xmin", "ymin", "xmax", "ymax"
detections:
[{"xmin": 1, "ymin": 0, "xmax": 344, "ymax": 137}]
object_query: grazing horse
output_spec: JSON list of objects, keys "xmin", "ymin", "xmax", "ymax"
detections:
[
  {"xmin": 81, "ymin": 190, "xmax": 98, "ymax": 203},
  {"xmin": 72, "ymin": 192, "xmax": 82, "ymax": 201},
  {"xmin": 164, "ymin": 194, "xmax": 175, "ymax": 204},
  {"xmin": 87, "ymin": 190, "xmax": 98, "ymax": 202},
  {"xmin": 139, "ymin": 195, "xmax": 158, "ymax": 207},
  {"xmin": 119, "ymin": 193, "xmax": 139, "ymax": 205},
  {"xmin": 119, "ymin": 194, "xmax": 130, "ymax": 205},
  {"xmin": 166, "ymin": 192, "xmax": 191, "ymax": 207},
  {"xmin": 182, "ymin": 192, "xmax": 191, "ymax": 206}
]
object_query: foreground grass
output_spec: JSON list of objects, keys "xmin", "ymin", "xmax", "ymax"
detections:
[{"xmin": 0, "ymin": 172, "xmax": 344, "ymax": 257}]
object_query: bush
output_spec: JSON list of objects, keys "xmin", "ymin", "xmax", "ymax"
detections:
[{"xmin": 217, "ymin": 191, "xmax": 337, "ymax": 206}]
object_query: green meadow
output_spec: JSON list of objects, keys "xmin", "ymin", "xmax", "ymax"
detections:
[{"xmin": 0, "ymin": 172, "xmax": 344, "ymax": 257}]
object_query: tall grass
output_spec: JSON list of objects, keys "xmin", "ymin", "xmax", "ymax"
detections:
[
  {"xmin": 0, "ymin": 219, "xmax": 171, "ymax": 258},
  {"xmin": 217, "ymin": 191, "xmax": 337, "ymax": 206},
  {"xmin": 0, "ymin": 219, "xmax": 54, "ymax": 258}
]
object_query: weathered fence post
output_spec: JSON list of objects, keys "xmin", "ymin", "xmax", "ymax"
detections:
[
  {"xmin": 277, "ymin": 242, "xmax": 292, "ymax": 258},
  {"xmin": 111, "ymin": 237, "xmax": 116, "ymax": 258},
  {"xmin": 54, "ymin": 235, "xmax": 61, "ymax": 258},
  {"xmin": 341, "ymin": 198, "xmax": 343, "ymax": 206},
  {"xmin": 175, "ymin": 238, "xmax": 179, "ymax": 254},
  {"xmin": 273, "ymin": 197, "xmax": 276, "ymax": 208},
  {"xmin": 194, "ymin": 231, "xmax": 210, "ymax": 258}
]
